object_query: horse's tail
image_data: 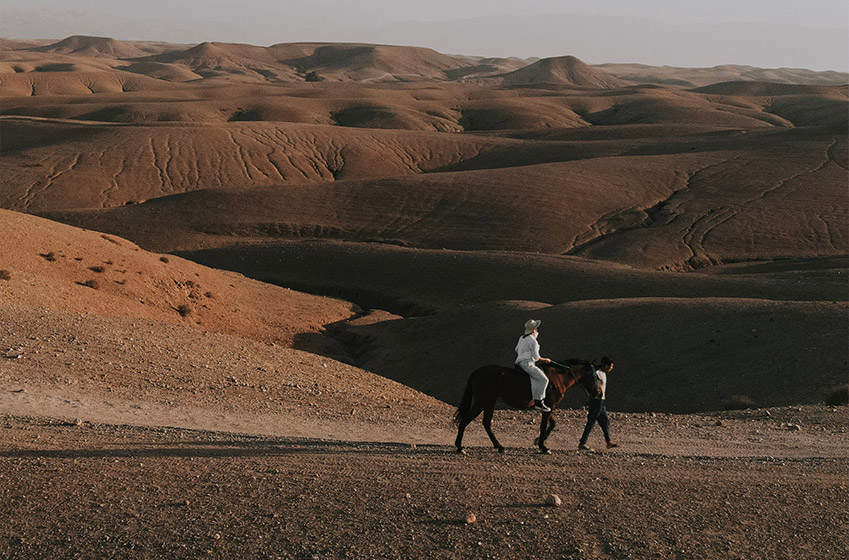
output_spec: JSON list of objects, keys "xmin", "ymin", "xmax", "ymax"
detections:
[{"xmin": 453, "ymin": 370, "xmax": 476, "ymax": 425}]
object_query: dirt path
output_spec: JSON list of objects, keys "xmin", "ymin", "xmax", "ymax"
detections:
[{"xmin": 1, "ymin": 412, "xmax": 846, "ymax": 560}]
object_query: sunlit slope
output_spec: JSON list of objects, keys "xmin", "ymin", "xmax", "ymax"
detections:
[{"xmin": 40, "ymin": 128, "xmax": 848, "ymax": 269}]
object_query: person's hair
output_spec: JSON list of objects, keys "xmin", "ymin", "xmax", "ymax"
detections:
[{"xmin": 599, "ymin": 356, "xmax": 613, "ymax": 368}]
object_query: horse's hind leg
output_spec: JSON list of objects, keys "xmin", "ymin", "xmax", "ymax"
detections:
[
  {"xmin": 455, "ymin": 405, "xmax": 484, "ymax": 454},
  {"xmin": 537, "ymin": 412, "xmax": 554, "ymax": 454},
  {"xmin": 482, "ymin": 405, "xmax": 504, "ymax": 453}
]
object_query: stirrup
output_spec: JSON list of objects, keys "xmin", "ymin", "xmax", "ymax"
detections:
[{"xmin": 533, "ymin": 400, "xmax": 551, "ymax": 412}]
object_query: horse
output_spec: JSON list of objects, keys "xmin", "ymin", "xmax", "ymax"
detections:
[{"xmin": 454, "ymin": 359, "xmax": 600, "ymax": 454}]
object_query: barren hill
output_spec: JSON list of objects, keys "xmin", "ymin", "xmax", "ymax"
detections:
[
  {"xmin": 270, "ymin": 42, "xmax": 471, "ymax": 82},
  {"xmin": 35, "ymin": 127, "xmax": 848, "ymax": 270},
  {"xmin": 32, "ymin": 35, "xmax": 150, "ymax": 59},
  {"xmin": 0, "ymin": 209, "xmax": 354, "ymax": 347},
  {"xmin": 499, "ymin": 55, "xmax": 625, "ymax": 88},
  {"xmin": 596, "ymin": 62, "xmax": 849, "ymax": 88}
]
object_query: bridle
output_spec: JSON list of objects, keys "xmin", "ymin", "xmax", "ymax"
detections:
[{"xmin": 549, "ymin": 359, "xmax": 594, "ymax": 397}]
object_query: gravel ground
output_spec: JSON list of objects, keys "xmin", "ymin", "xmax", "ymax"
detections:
[{"xmin": 1, "ymin": 412, "xmax": 846, "ymax": 560}]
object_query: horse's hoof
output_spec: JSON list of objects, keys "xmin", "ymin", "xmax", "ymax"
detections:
[{"xmin": 539, "ymin": 448, "xmax": 551, "ymax": 455}]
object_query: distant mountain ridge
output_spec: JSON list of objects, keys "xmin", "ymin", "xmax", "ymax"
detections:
[{"xmin": 2, "ymin": 35, "xmax": 846, "ymax": 87}]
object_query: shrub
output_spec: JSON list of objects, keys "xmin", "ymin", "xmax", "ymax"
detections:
[
  {"xmin": 0, "ymin": 269, "xmax": 11, "ymax": 280},
  {"xmin": 175, "ymin": 304, "xmax": 192, "ymax": 317},
  {"xmin": 89, "ymin": 266, "xmax": 105, "ymax": 273},
  {"xmin": 79, "ymin": 279, "xmax": 100, "ymax": 289},
  {"xmin": 305, "ymin": 71, "xmax": 324, "ymax": 82},
  {"xmin": 160, "ymin": 256, "xmax": 170, "ymax": 263},
  {"xmin": 723, "ymin": 395, "xmax": 757, "ymax": 410},
  {"xmin": 204, "ymin": 291, "xmax": 214, "ymax": 298},
  {"xmin": 40, "ymin": 252, "xmax": 56, "ymax": 262},
  {"xmin": 825, "ymin": 384, "xmax": 849, "ymax": 406}
]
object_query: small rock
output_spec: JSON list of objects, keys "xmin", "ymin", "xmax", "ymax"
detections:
[
  {"xmin": 787, "ymin": 424, "xmax": 801, "ymax": 431},
  {"xmin": 73, "ymin": 418, "xmax": 83, "ymax": 427},
  {"xmin": 715, "ymin": 420, "xmax": 723, "ymax": 426},
  {"xmin": 465, "ymin": 513, "xmax": 477, "ymax": 524},
  {"xmin": 213, "ymin": 533, "xmax": 221, "ymax": 540},
  {"xmin": 546, "ymin": 494, "xmax": 562, "ymax": 507}
]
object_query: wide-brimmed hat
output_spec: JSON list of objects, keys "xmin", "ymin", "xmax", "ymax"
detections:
[{"xmin": 523, "ymin": 319, "xmax": 541, "ymax": 335}]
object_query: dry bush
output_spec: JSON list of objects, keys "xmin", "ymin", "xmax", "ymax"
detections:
[
  {"xmin": 159, "ymin": 256, "xmax": 170, "ymax": 263},
  {"xmin": 40, "ymin": 252, "xmax": 57, "ymax": 262},
  {"xmin": 723, "ymin": 395, "xmax": 757, "ymax": 410},
  {"xmin": 89, "ymin": 266, "xmax": 105, "ymax": 273},
  {"xmin": 204, "ymin": 291, "xmax": 214, "ymax": 298},
  {"xmin": 0, "ymin": 269, "xmax": 11, "ymax": 281},
  {"xmin": 825, "ymin": 384, "xmax": 849, "ymax": 406},
  {"xmin": 175, "ymin": 304, "xmax": 192, "ymax": 317},
  {"xmin": 78, "ymin": 279, "xmax": 101, "ymax": 290}
]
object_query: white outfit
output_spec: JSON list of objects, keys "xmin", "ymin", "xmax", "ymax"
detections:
[
  {"xmin": 596, "ymin": 369, "xmax": 608, "ymax": 400},
  {"xmin": 515, "ymin": 333, "xmax": 549, "ymax": 400}
]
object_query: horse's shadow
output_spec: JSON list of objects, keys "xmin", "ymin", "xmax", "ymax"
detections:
[{"xmin": 0, "ymin": 438, "xmax": 459, "ymax": 460}]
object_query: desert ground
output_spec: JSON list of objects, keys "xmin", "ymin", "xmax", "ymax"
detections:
[{"xmin": 1, "ymin": 36, "xmax": 847, "ymax": 559}]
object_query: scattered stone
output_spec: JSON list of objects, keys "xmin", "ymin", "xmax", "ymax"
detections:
[
  {"xmin": 546, "ymin": 494, "xmax": 562, "ymax": 507},
  {"xmin": 465, "ymin": 513, "xmax": 477, "ymax": 524},
  {"xmin": 787, "ymin": 424, "xmax": 801, "ymax": 431},
  {"xmin": 715, "ymin": 420, "xmax": 723, "ymax": 426}
]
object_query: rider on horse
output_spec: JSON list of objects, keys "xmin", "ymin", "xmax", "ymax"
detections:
[{"xmin": 515, "ymin": 319, "xmax": 552, "ymax": 412}]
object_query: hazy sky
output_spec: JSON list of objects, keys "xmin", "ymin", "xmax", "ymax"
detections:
[{"xmin": 3, "ymin": 0, "xmax": 848, "ymax": 70}]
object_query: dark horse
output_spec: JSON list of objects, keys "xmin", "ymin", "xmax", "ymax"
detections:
[{"xmin": 454, "ymin": 359, "xmax": 600, "ymax": 454}]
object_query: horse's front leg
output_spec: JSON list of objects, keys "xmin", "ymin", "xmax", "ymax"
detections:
[
  {"xmin": 537, "ymin": 411, "xmax": 553, "ymax": 454},
  {"xmin": 482, "ymin": 405, "xmax": 504, "ymax": 453}
]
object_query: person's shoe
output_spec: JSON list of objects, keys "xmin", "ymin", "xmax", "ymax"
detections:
[
  {"xmin": 578, "ymin": 443, "xmax": 594, "ymax": 451},
  {"xmin": 606, "ymin": 442, "xmax": 619, "ymax": 449},
  {"xmin": 533, "ymin": 400, "xmax": 552, "ymax": 413}
]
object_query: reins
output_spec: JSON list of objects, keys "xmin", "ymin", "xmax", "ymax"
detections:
[{"xmin": 548, "ymin": 359, "xmax": 593, "ymax": 397}]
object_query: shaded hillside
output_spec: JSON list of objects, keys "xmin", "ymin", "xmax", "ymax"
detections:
[
  {"xmin": 176, "ymin": 242, "xmax": 849, "ymax": 315},
  {"xmin": 337, "ymin": 298, "xmax": 848, "ymax": 412}
]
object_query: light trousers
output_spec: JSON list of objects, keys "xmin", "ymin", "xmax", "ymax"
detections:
[{"xmin": 516, "ymin": 360, "xmax": 549, "ymax": 401}]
